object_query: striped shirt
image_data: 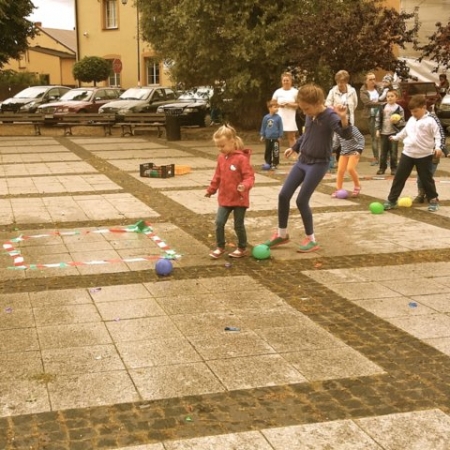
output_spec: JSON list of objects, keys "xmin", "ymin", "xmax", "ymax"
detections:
[{"xmin": 332, "ymin": 125, "xmax": 365, "ymax": 155}]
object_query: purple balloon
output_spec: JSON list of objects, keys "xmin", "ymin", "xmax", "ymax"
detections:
[
  {"xmin": 155, "ymin": 258, "xmax": 173, "ymax": 276},
  {"xmin": 336, "ymin": 189, "xmax": 348, "ymax": 199}
]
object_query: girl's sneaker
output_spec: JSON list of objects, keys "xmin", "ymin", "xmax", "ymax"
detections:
[
  {"xmin": 297, "ymin": 239, "xmax": 320, "ymax": 253},
  {"xmin": 264, "ymin": 233, "xmax": 290, "ymax": 247}
]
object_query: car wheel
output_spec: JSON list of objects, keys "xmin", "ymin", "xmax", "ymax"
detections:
[{"xmin": 202, "ymin": 112, "xmax": 212, "ymax": 127}]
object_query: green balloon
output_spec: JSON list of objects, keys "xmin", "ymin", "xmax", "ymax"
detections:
[
  {"xmin": 252, "ymin": 244, "xmax": 271, "ymax": 260},
  {"xmin": 369, "ymin": 202, "xmax": 384, "ymax": 214}
]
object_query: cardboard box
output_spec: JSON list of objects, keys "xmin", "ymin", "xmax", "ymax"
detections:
[{"xmin": 140, "ymin": 163, "xmax": 175, "ymax": 178}]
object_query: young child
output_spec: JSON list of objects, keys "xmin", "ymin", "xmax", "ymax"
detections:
[
  {"xmin": 384, "ymin": 94, "xmax": 442, "ymax": 212},
  {"xmin": 206, "ymin": 125, "xmax": 255, "ymax": 258},
  {"xmin": 375, "ymin": 89, "xmax": 405, "ymax": 176},
  {"xmin": 260, "ymin": 99, "xmax": 283, "ymax": 169},
  {"xmin": 331, "ymin": 125, "xmax": 365, "ymax": 198},
  {"xmin": 414, "ymin": 112, "xmax": 448, "ymax": 203},
  {"xmin": 264, "ymin": 84, "xmax": 351, "ymax": 252}
]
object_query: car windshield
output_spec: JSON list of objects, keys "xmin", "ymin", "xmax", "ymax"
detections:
[
  {"xmin": 179, "ymin": 88, "xmax": 212, "ymax": 101},
  {"xmin": 194, "ymin": 88, "xmax": 212, "ymax": 99},
  {"xmin": 59, "ymin": 90, "xmax": 93, "ymax": 102},
  {"xmin": 14, "ymin": 87, "xmax": 48, "ymax": 99},
  {"xmin": 119, "ymin": 88, "xmax": 154, "ymax": 101}
]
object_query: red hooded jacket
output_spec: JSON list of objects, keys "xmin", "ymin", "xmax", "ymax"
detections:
[{"xmin": 206, "ymin": 148, "xmax": 254, "ymax": 208}]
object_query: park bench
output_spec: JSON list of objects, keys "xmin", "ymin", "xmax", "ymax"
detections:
[
  {"xmin": 55, "ymin": 113, "xmax": 117, "ymax": 136},
  {"xmin": 0, "ymin": 113, "xmax": 45, "ymax": 135},
  {"xmin": 117, "ymin": 113, "xmax": 166, "ymax": 137}
]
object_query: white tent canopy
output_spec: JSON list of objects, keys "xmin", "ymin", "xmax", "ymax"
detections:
[{"xmin": 399, "ymin": 57, "xmax": 449, "ymax": 83}]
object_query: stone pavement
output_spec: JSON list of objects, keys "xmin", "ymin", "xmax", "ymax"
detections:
[{"xmin": 1, "ymin": 131, "xmax": 450, "ymax": 449}]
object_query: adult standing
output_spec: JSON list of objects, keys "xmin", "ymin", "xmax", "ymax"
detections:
[
  {"xmin": 438, "ymin": 74, "xmax": 449, "ymax": 98},
  {"xmin": 325, "ymin": 70, "xmax": 358, "ymax": 126},
  {"xmin": 360, "ymin": 72, "xmax": 386, "ymax": 166},
  {"xmin": 272, "ymin": 72, "xmax": 299, "ymax": 148}
]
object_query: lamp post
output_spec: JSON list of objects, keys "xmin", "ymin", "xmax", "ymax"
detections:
[{"xmin": 121, "ymin": 0, "xmax": 141, "ymax": 86}]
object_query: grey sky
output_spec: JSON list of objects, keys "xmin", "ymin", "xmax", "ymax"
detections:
[{"xmin": 29, "ymin": 0, "xmax": 75, "ymax": 30}]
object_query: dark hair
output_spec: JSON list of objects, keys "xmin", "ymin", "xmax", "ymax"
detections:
[
  {"xmin": 297, "ymin": 83, "xmax": 324, "ymax": 105},
  {"xmin": 408, "ymin": 94, "xmax": 427, "ymax": 110},
  {"xmin": 439, "ymin": 74, "xmax": 447, "ymax": 80},
  {"xmin": 387, "ymin": 88, "xmax": 398, "ymax": 96}
]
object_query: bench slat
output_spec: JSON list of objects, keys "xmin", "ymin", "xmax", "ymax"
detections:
[
  {"xmin": 0, "ymin": 114, "xmax": 45, "ymax": 135},
  {"xmin": 56, "ymin": 113, "xmax": 117, "ymax": 136},
  {"xmin": 117, "ymin": 113, "xmax": 166, "ymax": 137}
]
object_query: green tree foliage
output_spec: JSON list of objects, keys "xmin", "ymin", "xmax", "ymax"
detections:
[
  {"xmin": 72, "ymin": 56, "xmax": 111, "ymax": 86},
  {"xmin": 139, "ymin": 0, "xmax": 419, "ymax": 128},
  {"xmin": 286, "ymin": 0, "xmax": 419, "ymax": 87},
  {"xmin": 0, "ymin": 69, "xmax": 42, "ymax": 86},
  {"xmin": 0, "ymin": 0, "xmax": 36, "ymax": 68},
  {"xmin": 416, "ymin": 19, "xmax": 450, "ymax": 71}
]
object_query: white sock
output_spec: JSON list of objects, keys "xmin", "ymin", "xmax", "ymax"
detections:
[
  {"xmin": 278, "ymin": 228, "xmax": 288, "ymax": 238},
  {"xmin": 307, "ymin": 234, "xmax": 315, "ymax": 242}
]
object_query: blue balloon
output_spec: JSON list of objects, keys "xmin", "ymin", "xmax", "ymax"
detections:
[{"xmin": 155, "ymin": 258, "xmax": 173, "ymax": 276}]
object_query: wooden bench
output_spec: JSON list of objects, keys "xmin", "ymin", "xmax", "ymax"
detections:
[
  {"xmin": 0, "ymin": 113, "xmax": 45, "ymax": 135},
  {"xmin": 55, "ymin": 113, "xmax": 117, "ymax": 136},
  {"xmin": 117, "ymin": 113, "xmax": 166, "ymax": 137}
]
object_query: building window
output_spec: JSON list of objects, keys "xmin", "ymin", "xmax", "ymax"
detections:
[
  {"xmin": 107, "ymin": 60, "xmax": 121, "ymax": 86},
  {"xmin": 104, "ymin": 0, "xmax": 118, "ymax": 29},
  {"xmin": 18, "ymin": 53, "xmax": 27, "ymax": 69},
  {"xmin": 146, "ymin": 58, "xmax": 160, "ymax": 85}
]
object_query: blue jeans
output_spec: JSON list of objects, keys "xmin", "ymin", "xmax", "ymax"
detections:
[
  {"xmin": 369, "ymin": 116, "xmax": 379, "ymax": 160},
  {"xmin": 380, "ymin": 134, "xmax": 398, "ymax": 171},
  {"xmin": 215, "ymin": 206, "xmax": 247, "ymax": 249},
  {"xmin": 278, "ymin": 160, "xmax": 329, "ymax": 235}
]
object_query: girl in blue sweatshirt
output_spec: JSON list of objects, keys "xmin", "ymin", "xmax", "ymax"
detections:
[{"xmin": 265, "ymin": 84, "xmax": 351, "ymax": 252}]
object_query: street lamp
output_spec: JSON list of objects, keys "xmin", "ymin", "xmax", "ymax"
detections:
[{"xmin": 121, "ymin": 0, "xmax": 141, "ymax": 86}]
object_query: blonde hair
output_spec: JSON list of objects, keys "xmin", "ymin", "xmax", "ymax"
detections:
[
  {"xmin": 335, "ymin": 70, "xmax": 350, "ymax": 83},
  {"xmin": 281, "ymin": 72, "xmax": 293, "ymax": 82},
  {"xmin": 297, "ymin": 84, "xmax": 324, "ymax": 105},
  {"xmin": 213, "ymin": 124, "xmax": 244, "ymax": 150},
  {"xmin": 267, "ymin": 99, "xmax": 278, "ymax": 108}
]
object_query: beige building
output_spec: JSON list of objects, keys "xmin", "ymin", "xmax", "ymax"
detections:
[
  {"xmin": 75, "ymin": 0, "xmax": 172, "ymax": 89},
  {"xmin": 3, "ymin": 24, "xmax": 76, "ymax": 87}
]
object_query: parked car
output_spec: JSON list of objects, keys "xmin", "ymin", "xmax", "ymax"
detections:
[
  {"xmin": 436, "ymin": 89, "xmax": 450, "ymax": 133},
  {"xmin": 98, "ymin": 86, "xmax": 178, "ymax": 117},
  {"xmin": 37, "ymin": 87, "xmax": 124, "ymax": 118},
  {"xmin": 1, "ymin": 85, "xmax": 71, "ymax": 113},
  {"xmin": 397, "ymin": 81, "xmax": 441, "ymax": 119},
  {"xmin": 157, "ymin": 86, "xmax": 213, "ymax": 127}
]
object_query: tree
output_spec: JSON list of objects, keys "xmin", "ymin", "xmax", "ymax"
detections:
[
  {"xmin": 285, "ymin": 0, "xmax": 419, "ymax": 88},
  {"xmin": 0, "ymin": 0, "xmax": 37, "ymax": 68},
  {"xmin": 139, "ymin": 0, "xmax": 419, "ymax": 128},
  {"xmin": 72, "ymin": 56, "xmax": 111, "ymax": 86},
  {"xmin": 416, "ymin": 19, "xmax": 450, "ymax": 71}
]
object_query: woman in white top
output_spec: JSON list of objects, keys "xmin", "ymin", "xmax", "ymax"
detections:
[
  {"xmin": 325, "ymin": 70, "xmax": 358, "ymax": 126},
  {"xmin": 272, "ymin": 72, "xmax": 298, "ymax": 147}
]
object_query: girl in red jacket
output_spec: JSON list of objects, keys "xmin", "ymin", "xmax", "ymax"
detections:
[{"xmin": 206, "ymin": 125, "xmax": 255, "ymax": 258}]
